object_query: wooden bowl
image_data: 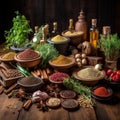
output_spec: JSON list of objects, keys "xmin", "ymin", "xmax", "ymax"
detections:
[
  {"xmin": 49, "ymin": 56, "xmax": 75, "ymax": 72},
  {"xmin": 0, "ymin": 53, "xmax": 16, "ymax": 63},
  {"xmin": 46, "ymin": 97, "xmax": 61, "ymax": 108},
  {"xmin": 61, "ymin": 99, "xmax": 79, "ymax": 111},
  {"xmin": 72, "ymin": 66, "xmax": 106, "ymax": 86},
  {"xmin": 14, "ymin": 54, "xmax": 41, "ymax": 68},
  {"xmin": 62, "ymin": 30, "xmax": 84, "ymax": 46}
]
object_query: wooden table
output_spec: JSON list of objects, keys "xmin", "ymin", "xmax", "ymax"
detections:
[
  {"xmin": 0, "ymin": 87, "xmax": 120, "ymax": 120},
  {"xmin": 0, "ymin": 44, "xmax": 120, "ymax": 120}
]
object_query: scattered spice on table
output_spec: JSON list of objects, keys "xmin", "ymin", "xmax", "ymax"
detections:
[
  {"xmin": 51, "ymin": 55, "xmax": 72, "ymax": 65},
  {"xmin": 93, "ymin": 86, "xmax": 110, "ymax": 97},
  {"xmin": 77, "ymin": 95, "xmax": 95, "ymax": 108}
]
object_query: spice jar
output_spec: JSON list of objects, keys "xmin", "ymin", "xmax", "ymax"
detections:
[{"xmin": 75, "ymin": 10, "xmax": 88, "ymax": 41}]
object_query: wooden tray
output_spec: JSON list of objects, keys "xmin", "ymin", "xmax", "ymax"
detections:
[{"xmin": 0, "ymin": 70, "xmax": 24, "ymax": 87}]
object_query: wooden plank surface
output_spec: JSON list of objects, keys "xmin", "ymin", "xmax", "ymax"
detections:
[
  {"xmin": 18, "ymin": 106, "xmax": 70, "ymax": 120},
  {"xmin": 95, "ymin": 91, "xmax": 120, "ymax": 120},
  {"xmin": 0, "ymin": 88, "xmax": 120, "ymax": 120},
  {"xmin": 0, "ymin": 93, "xmax": 23, "ymax": 120},
  {"xmin": 69, "ymin": 108, "xmax": 97, "ymax": 120}
]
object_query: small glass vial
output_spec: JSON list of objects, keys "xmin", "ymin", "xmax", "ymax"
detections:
[
  {"xmin": 32, "ymin": 26, "xmax": 39, "ymax": 42},
  {"xmin": 68, "ymin": 19, "xmax": 74, "ymax": 32},
  {"xmin": 51, "ymin": 22, "xmax": 59, "ymax": 37},
  {"xmin": 40, "ymin": 27, "xmax": 46, "ymax": 45},
  {"xmin": 44, "ymin": 24, "xmax": 50, "ymax": 38},
  {"xmin": 90, "ymin": 19, "xmax": 99, "ymax": 56}
]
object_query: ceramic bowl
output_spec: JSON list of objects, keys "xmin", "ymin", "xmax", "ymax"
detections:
[
  {"xmin": 47, "ymin": 37, "xmax": 70, "ymax": 55},
  {"xmin": 62, "ymin": 30, "xmax": 84, "ymax": 46},
  {"xmin": 91, "ymin": 85, "xmax": 113, "ymax": 101}
]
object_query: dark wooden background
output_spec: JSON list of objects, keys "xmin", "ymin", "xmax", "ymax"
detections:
[{"xmin": 0, "ymin": 0, "xmax": 120, "ymax": 43}]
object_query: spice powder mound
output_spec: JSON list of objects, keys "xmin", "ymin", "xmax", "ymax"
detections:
[
  {"xmin": 77, "ymin": 68, "xmax": 101, "ymax": 80},
  {"xmin": 93, "ymin": 86, "xmax": 110, "ymax": 97},
  {"xmin": 17, "ymin": 49, "xmax": 39, "ymax": 60},
  {"xmin": 2, "ymin": 52, "xmax": 16, "ymax": 60},
  {"xmin": 51, "ymin": 55, "xmax": 72, "ymax": 65}
]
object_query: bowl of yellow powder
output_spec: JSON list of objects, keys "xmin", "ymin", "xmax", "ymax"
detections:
[
  {"xmin": 62, "ymin": 30, "xmax": 84, "ymax": 46},
  {"xmin": 49, "ymin": 55, "xmax": 75, "ymax": 72},
  {"xmin": 0, "ymin": 52, "xmax": 16, "ymax": 62},
  {"xmin": 47, "ymin": 35, "xmax": 70, "ymax": 55}
]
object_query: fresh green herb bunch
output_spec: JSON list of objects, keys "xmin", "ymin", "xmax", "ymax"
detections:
[
  {"xmin": 98, "ymin": 33, "xmax": 120, "ymax": 60},
  {"xmin": 35, "ymin": 43, "xmax": 59, "ymax": 68},
  {"xmin": 4, "ymin": 11, "xmax": 33, "ymax": 49},
  {"xmin": 63, "ymin": 77, "xmax": 91, "ymax": 99}
]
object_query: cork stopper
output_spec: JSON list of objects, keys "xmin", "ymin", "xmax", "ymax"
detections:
[
  {"xmin": 91, "ymin": 19, "xmax": 97, "ymax": 26},
  {"xmin": 103, "ymin": 26, "xmax": 111, "ymax": 35}
]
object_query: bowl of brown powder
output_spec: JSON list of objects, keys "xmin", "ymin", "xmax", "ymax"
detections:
[
  {"xmin": 17, "ymin": 76, "xmax": 44, "ymax": 92},
  {"xmin": 14, "ymin": 49, "xmax": 41, "ymax": 68}
]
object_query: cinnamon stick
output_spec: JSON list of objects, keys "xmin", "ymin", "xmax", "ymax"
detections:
[
  {"xmin": 23, "ymin": 99, "xmax": 32, "ymax": 110},
  {"xmin": 4, "ymin": 83, "xmax": 18, "ymax": 94},
  {"xmin": 42, "ymin": 69, "xmax": 48, "ymax": 79}
]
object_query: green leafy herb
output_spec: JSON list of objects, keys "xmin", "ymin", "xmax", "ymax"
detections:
[
  {"xmin": 4, "ymin": 11, "xmax": 32, "ymax": 49},
  {"xmin": 35, "ymin": 43, "xmax": 59, "ymax": 68},
  {"xmin": 98, "ymin": 33, "xmax": 120, "ymax": 60},
  {"xmin": 63, "ymin": 77, "xmax": 91, "ymax": 99}
]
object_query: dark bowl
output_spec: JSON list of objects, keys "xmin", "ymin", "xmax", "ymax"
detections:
[
  {"xmin": 61, "ymin": 99, "xmax": 79, "ymax": 111},
  {"xmin": 91, "ymin": 85, "xmax": 113, "ymax": 101},
  {"xmin": 47, "ymin": 37, "xmax": 70, "ymax": 55},
  {"xmin": 17, "ymin": 76, "xmax": 44, "ymax": 92}
]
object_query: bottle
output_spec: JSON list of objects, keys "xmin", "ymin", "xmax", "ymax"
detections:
[
  {"xmin": 90, "ymin": 19, "xmax": 99, "ymax": 56},
  {"xmin": 75, "ymin": 10, "xmax": 87, "ymax": 41},
  {"xmin": 44, "ymin": 24, "xmax": 50, "ymax": 39},
  {"xmin": 32, "ymin": 26, "xmax": 39, "ymax": 42},
  {"xmin": 40, "ymin": 27, "xmax": 46, "ymax": 45},
  {"xmin": 68, "ymin": 19, "xmax": 74, "ymax": 32},
  {"xmin": 51, "ymin": 22, "xmax": 59, "ymax": 37}
]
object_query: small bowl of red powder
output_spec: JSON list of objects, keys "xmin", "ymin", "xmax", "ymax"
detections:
[
  {"xmin": 91, "ymin": 85, "xmax": 113, "ymax": 101},
  {"xmin": 49, "ymin": 72, "xmax": 70, "ymax": 84}
]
